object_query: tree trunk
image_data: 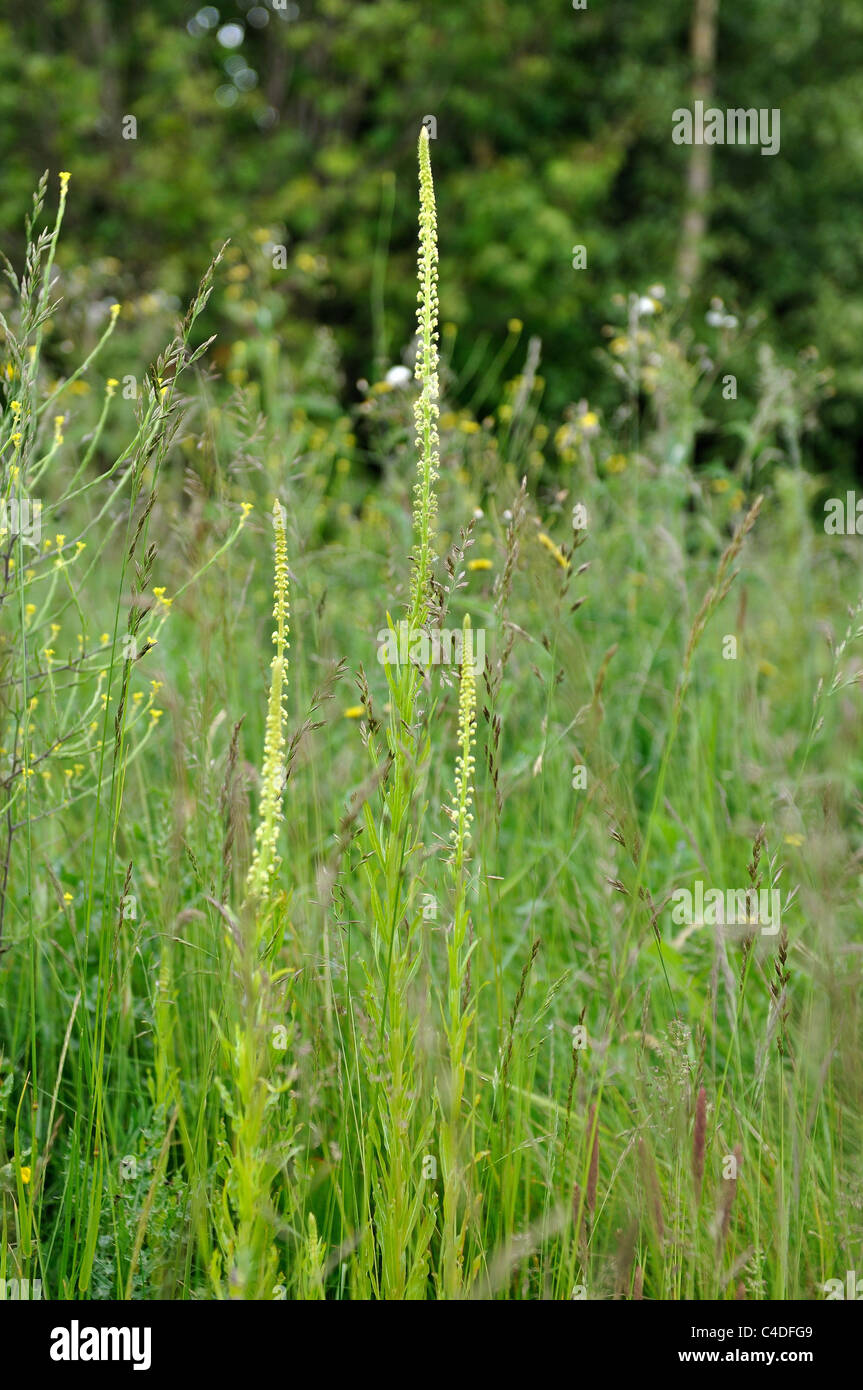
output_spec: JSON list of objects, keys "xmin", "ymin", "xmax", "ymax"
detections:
[{"xmin": 676, "ymin": 0, "xmax": 720, "ymax": 291}]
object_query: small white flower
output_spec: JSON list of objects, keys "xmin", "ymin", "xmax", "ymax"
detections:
[
  {"xmin": 636, "ymin": 296, "xmax": 656, "ymax": 316},
  {"xmin": 386, "ymin": 364, "xmax": 412, "ymax": 388},
  {"xmin": 706, "ymin": 310, "xmax": 725, "ymax": 327},
  {"xmin": 473, "ymin": 506, "xmax": 484, "ymax": 519}
]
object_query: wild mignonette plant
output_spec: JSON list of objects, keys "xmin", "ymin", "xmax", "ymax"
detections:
[
  {"xmin": 355, "ymin": 125, "xmax": 443, "ymax": 1299},
  {"xmin": 438, "ymin": 613, "xmax": 479, "ymax": 1297},
  {"xmin": 210, "ymin": 499, "xmax": 297, "ymax": 1299}
]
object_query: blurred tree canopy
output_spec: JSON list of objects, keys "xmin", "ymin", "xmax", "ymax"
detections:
[{"xmin": 2, "ymin": 0, "xmax": 863, "ymax": 471}]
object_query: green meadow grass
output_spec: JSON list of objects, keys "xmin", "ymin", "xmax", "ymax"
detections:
[{"xmin": 0, "ymin": 136, "xmax": 861, "ymax": 1301}]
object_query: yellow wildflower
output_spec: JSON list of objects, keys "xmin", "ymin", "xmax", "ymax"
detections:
[{"xmin": 538, "ymin": 532, "xmax": 570, "ymax": 570}]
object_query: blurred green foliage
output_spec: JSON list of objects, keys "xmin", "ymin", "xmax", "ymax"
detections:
[{"xmin": 2, "ymin": 0, "xmax": 862, "ymax": 471}]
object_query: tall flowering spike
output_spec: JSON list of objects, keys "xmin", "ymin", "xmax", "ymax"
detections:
[
  {"xmin": 409, "ymin": 124, "xmax": 440, "ymax": 630},
  {"xmin": 448, "ymin": 615, "xmax": 477, "ymax": 868},
  {"xmin": 245, "ymin": 499, "xmax": 290, "ymax": 906}
]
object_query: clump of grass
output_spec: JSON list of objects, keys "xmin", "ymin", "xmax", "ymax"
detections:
[
  {"xmin": 0, "ymin": 173, "xmax": 247, "ymax": 1296},
  {"xmin": 1, "ymin": 127, "xmax": 861, "ymax": 1306}
]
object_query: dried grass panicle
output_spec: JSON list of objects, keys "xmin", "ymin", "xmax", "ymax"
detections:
[
  {"xmin": 639, "ymin": 1136, "xmax": 666, "ymax": 1245},
  {"xmin": 500, "ymin": 936, "xmax": 541, "ymax": 1099},
  {"xmin": 219, "ymin": 715, "xmax": 246, "ymax": 898},
  {"xmin": 586, "ymin": 1102, "xmax": 600, "ymax": 1216},
  {"xmin": 692, "ymin": 1084, "xmax": 707, "ymax": 1201},
  {"xmin": 674, "ymin": 495, "xmax": 764, "ymax": 720},
  {"xmin": 717, "ymin": 1143, "xmax": 742, "ymax": 1253}
]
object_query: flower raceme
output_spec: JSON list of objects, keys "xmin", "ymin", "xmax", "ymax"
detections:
[
  {"xmin": 244, "ymin": 499, "xmax": 290, "ymax": 907},
  {"xmin": 409, "ymin": 124, "xmax": 440, "ymax": 629},
  {"xmin": 447, "ymin": 614, "xmax": 478, "ymax": 866}
]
